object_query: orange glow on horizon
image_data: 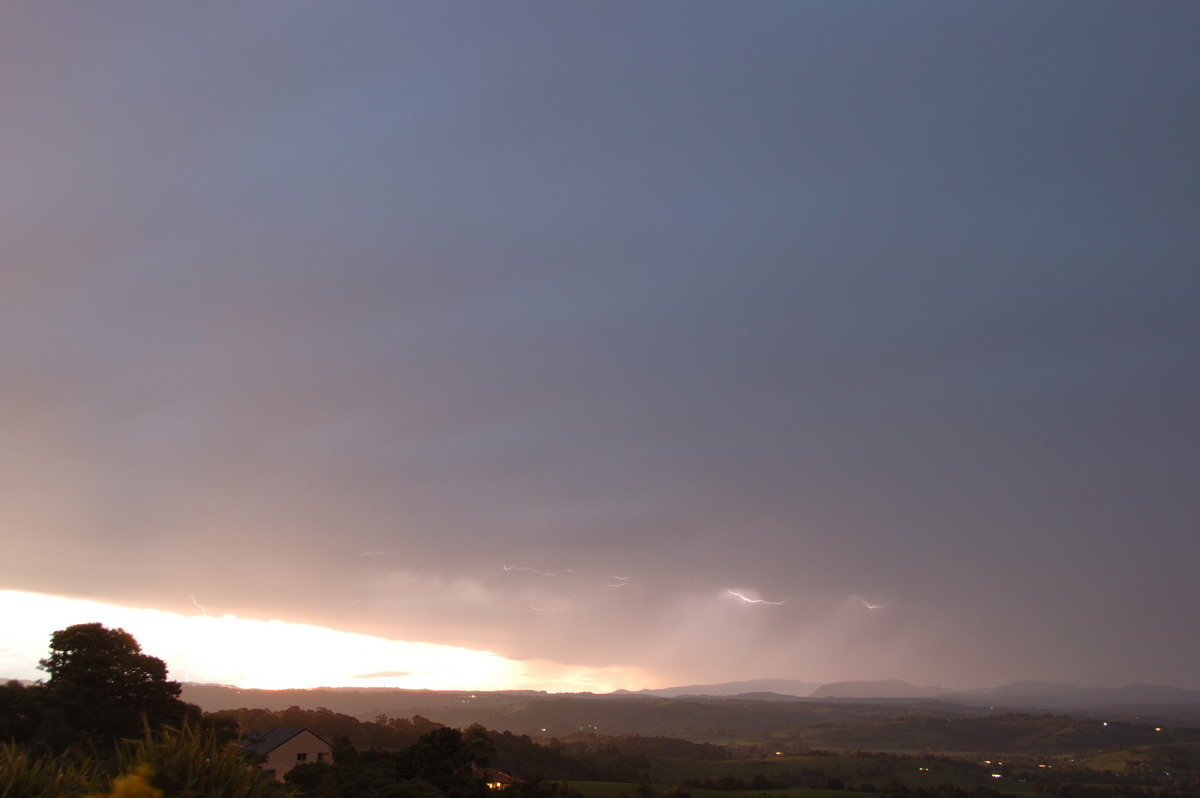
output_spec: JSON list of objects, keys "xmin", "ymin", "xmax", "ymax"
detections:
[{"xmin": 0, "ymin": 590, "xmax": 655, "ymax": 693}]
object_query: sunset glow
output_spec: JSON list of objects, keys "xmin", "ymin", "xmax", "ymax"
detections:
[{"xmin": 0, "ymin": 591, "xmax": 654, "ymax": 693}]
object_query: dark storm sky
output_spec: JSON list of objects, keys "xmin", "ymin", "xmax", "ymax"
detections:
[{"xmin": 2, "ymin": 1, "xmax": 1198, "ymax": 689}]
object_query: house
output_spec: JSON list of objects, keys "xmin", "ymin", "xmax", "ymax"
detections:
[
  {"xmin": 242, "ymin": 727, "xmax": 332, "ymax": 781},
  {"xmin": 474, "ymin": 766, "xmax": 520, "ymax": 790}
]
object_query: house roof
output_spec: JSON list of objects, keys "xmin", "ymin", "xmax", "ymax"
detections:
[
  {"xmin": 474, "ymin": 766, "xmax": 520, "ymax": 785},
  {"xmin": 242, "ymin": 727, "xmax": 329, "ymax": 755}
]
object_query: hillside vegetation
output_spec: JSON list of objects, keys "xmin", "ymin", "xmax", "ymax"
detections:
[{"xmin": 6, "ymin": 626, "xmax": 1200, "ymax": 797}]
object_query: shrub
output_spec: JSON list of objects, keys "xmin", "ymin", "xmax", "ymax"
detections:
[
  {"xmin": 0, "ymin": 742, "xmax": 97, "ymax": 798},
  {"xmin": 112, "ymin": 724, "xmax": 283, "ymax": 798}
]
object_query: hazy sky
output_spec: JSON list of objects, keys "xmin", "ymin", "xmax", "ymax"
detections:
[{"xmin": 3, "ymin": 2, "xmax": 1198, "ymax": 692}]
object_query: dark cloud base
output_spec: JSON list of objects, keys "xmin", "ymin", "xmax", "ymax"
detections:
[{"xmin": 1, "ymin": 2, "xmax": 1198, "ymax": 689}]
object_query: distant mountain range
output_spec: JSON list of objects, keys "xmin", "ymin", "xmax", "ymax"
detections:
[
  {"xmin": 641, "ymin": 677, "xmax": 1200, "ymax": 709},
  {"xmin": 807, "ymin": 679, "xmax": 949, "ymax": 699},
  {"xmin": 621, "ymin": 678, "xmax": 823, "ymax": 698},
  {"xmin": 178, "ymin": 677, "xmax": 1200, "ymax": 733}
]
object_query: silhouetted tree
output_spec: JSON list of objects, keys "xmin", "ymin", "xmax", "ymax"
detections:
[
  {"xmin": 0, "ymin": 679, "xmax": 42, "ymax": 744},
  {"xmin": 463, "ymin": 723, "xmax": 495, "ymax": 767},
  {"xmin": 37, "ymin": 622, "xmax": 190, "ymax": 749}
]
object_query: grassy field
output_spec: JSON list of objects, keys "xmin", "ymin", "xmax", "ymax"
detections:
[
  {"xmin": 1075, "ymin": 739, "xmax": 1200, "ymax": 772},
  {"xmin": 569, "ymin": 783, "xmax": 876, "ymax": 798},
  {"xmin": 567, "ymin": 754, "xmax": 1034, "ymax": 797}
]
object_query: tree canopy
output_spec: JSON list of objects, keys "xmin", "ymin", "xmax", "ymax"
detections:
[{"xmin": 35, "ymin": 622, "xmax": 192, "ymax": 749}]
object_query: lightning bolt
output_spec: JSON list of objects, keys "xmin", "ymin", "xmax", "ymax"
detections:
[
  {"xmin": 492, "ymin": 561, "xmax": 557, "ymax": 576},
  {"xmin": 184, "ymin": 596, "xmax": 210, "ymax": 683},
  {"xmin": 727, "ymin": 589, "xmax": 787, "ymax": 605},
  {"xmin": 854, "ymin": 597, "xmax": 888, "ymax": 610}
]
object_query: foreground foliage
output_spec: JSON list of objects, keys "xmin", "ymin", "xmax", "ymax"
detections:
[
  {"xmin": 6, "ymin": 622, "xmax": 1200, "ymax": 797},
  {"xmin": 2, "ymin": 624, "xmax": 199, "ymax": 756},
  {"xmin": 0, "ymin": 726, "xmax": 283, "ymax": 798},
  {"xmin": 0, "ymin": 742, "xmax": 98, "ymax": 798},
  {"xmin": 112, "ymin": 724, "xmax": 283, "ymax": 798}
]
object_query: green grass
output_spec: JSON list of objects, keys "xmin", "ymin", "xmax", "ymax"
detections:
[
  {"xmin": 637, "ymin": 754, "xmax": 1037, "ymax": 795},
  {"xmin": 1074, "ymin": 739, "xmax": 1200, "ymax": 773},
  {"xmin": 568, "ymin": 783, "xmax": 881, "ymax": 798},
  {"xmin": 0, "ymin": 743, "xmax": 98, "ymax": 798},
  {"xmin": 560, "ymin": 781, "xmax": 633, "ymax": 798}
]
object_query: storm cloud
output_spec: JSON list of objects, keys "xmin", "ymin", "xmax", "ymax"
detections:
[{"xmin": 2, "ymin": 2, "xmax": 1198, "ymax": 690}]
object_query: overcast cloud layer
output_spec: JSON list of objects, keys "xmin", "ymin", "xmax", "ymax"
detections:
[{"xmin": 2, "ymin": 2, "xmax": 1198, "ymax": 690}]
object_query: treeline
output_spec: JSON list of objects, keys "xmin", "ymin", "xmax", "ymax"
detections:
[
  {"xmin": 556, "ymin": 731, "xmax": 728, "ymax": 761},
  {"xmin": 208, "ymin": 705, "xmax": 447, "ymax": 750},
  {"xmin": 285, "ymin": 723, "xmax": 506, "ymax": 798},
  {"xmin": 0, "ymin": 623, "xmax": 202, "ymax": 753},
  {"xmin": 9, "ymin": 622, "xmax": 1200, "ymax": 798},
  {"xmin": 263, "ymin": 722, "xmax": 669, "ymax": 798},
  {"xmin": 763, "ymin": 712, "xmax": 1200, "ymax": 755},
  {"xmin": 0, "ymin": 622, "xmax": 738, "ymax": 798},
  {"xmin": 209, "ymin": 705, "xmax": 729, "ymax": 783},
  {"xmin": 0, "ymin": 623, "xmax": 289, "ymax": 798}
]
